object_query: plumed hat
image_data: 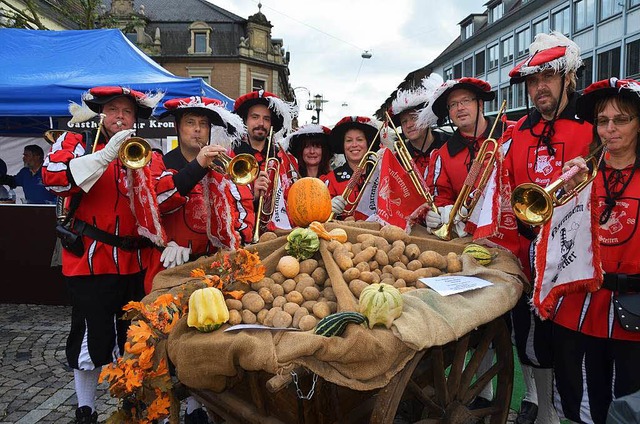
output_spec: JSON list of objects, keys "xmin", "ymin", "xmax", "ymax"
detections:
[
  {"xmin": 68, "ymin": 86, "xmax": 164, "ymax": 123},
  {"xmin": 233, "ymin": 90, "xmax": 297, "ymax": 134},
  {"xmin": 284, "ymin": 124, "xmax": 332, "ymax": 156},
  {"xmin": 388, "ymin": 73, "xmax": 444, "ymax": 126},
  {"xmin": 329, "ymin": 116, "xmax": 380, "ymax": 155},
  {"xmin": 576, "ymin": 77, "xmax": 640, "ymax": 123},
  {"xmin": 419, "ymin": 77, "xmax": 495, "ymax": 127},
  {"xmin": 509, "ymin": 31, "xmax": 582, "ymax": 85}
]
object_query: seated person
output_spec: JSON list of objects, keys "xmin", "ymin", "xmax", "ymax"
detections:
[{"xmin": 0, "ymin": 145, "xmax": 56, "ymax": 204}]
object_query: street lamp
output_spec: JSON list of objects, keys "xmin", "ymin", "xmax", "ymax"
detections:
[{"xmin": 307, "ymin": 94, "xmax": 328, "ymax": 124}]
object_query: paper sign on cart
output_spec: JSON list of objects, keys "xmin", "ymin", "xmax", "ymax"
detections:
[{"xmin": 418, "ymin": 276, "xmax": 493, "ymax": 296}]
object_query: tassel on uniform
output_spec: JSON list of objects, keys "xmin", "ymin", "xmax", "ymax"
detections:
[{"xmin": 127, "ymin": 168, "xmax": 167, "ymax": 247}]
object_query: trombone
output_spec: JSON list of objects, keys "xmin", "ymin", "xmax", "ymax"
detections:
[
  {"xmin": 384, "ymin": 111, "xmax": 438, "ymax": 214},
  {"xmin": 252, "ymin": 127, "xmax": 278, "ymax": 243},
  {"xmin": 434, "ymin": 100, "xmax": 507, "ymax": 240},
  {"xmin": 209, "ymin": 152, "xmax": 258, "ymax": 186},
  {"xmin": 328, "ymin": 125, "xmax": 383, "ymax": 221},
  {"xmin": 511, "ymin": 143, "xmax": 606, "ymax": 226}
]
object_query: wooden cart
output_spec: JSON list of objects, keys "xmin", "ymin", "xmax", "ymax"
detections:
[{"xmin": 191, "ymin": 316, "xmax": 513, "ymax": 424}]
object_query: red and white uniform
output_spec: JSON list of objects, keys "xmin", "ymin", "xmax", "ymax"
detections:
[
  {"xmin": 406, "ymin": 131, "xmax": 446, "ymax": 181},
  {"xmin": 42, "ymin": 131, "xmax": 150, "ymax": 276},
  {"xmin": 552, "ymin": 163, "xmax": 640, "ymax": 342},
  {"xmin": 321, "ymin": 162, "xmax": 370, "ymax": 221}
]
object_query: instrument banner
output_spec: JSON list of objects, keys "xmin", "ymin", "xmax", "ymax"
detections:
[
  {"xmin": 532, "ymin": 181, "xmax": 603, "ymax": 319},
  {"xmin": 374, "ymin": 148, "xmax": 429, "ymax": 230},
  {"xmin": 267, "ymin": 150, "xmax": 297, "ymax": 231},
  {"xmin": 353, "ymin": 151, "xmax": 381, "ymax": 220},
  {"xmin": 465, "ymin": 160, "xmax": 501, "ymax": 240}
]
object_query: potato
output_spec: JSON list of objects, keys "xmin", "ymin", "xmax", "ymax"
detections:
[
  {"xmin": 256, "ymin": 309, "xmax": 268, "ymax": 324},
  {"xmin": 415, "ymin": 280, "xmax": 429, "ymax": 289},
  {"xmin": 419, "ymin": 250, "xmax": 448, "ymax": 270},
  {"xmin": 353, "ymin": 246, "xmax": 377, "ymax": 264},
  {"xmin": 359, "ymin": 271, "xmax": 380, "ymax": 284},
  {"xmin": 393, "ymin": 261, "xmax": 407, "ymax": 269},
  {"xmin": 273, "ymin": 311, "xmax": 293, "ymax": 328},
  {"xmin": 294, "ymin": 273, "xmax": 311, "ymax": 283},
  {"xmin": 405, "ymin": 243, "xmax": 421, "ymax": 260},
  {"xmin": 382, "ymin": 265, "xmax": 394, "ymax": 274},
  {"xmin": 355, "ymin": 261, "xmax": 370, "ymax": 273},
  {"xmin": 333, "ymin": 246, "xmax": 354, "ymax": 271},
  {"xmin": 282, "ymin": 278, "xmax": 297, "ymax": 293},
  {"xmin": 392, "ymin": 267, "xmax": 418, "ymax": 284},
  {"xmin": 301, "ymin": 300, "xmax": 317, "ymax": 311},
  {"xmin": 258, "ymin": 287, "xmax": 274, "ymax": 304},
  {"xmin": 361, "ymin": 238, "xmax": 376, "ymax": 249},
  {"xmin": 225, "ymin": 299, "xmax": 243, "ymax": 311},
  {"xmin": 380, "ymin": 272, "xmax": 393, "ymax": 280},
  {"xmin": 295, "ymin": 278, "xmax": 316, "ymax": 293},
  {"xmin": 277, "ymin": 256, "xmax": 300, "ymax": 278},
  {"xmin": 298, "ymin": 314, "xmax": 318, "ymax": 331},
  {"xmin": 374, "ymin": 250, "xmax": 389, "ymax": 266},
  {"xmin": 322, "ymin": 287, "xmax": 336, "ymax": 302},
  {"xmin": 393, "ymin": 279, "xmax": 407, "ymax": 288},
  {"xmin": 271, "ymin": 283, "xmax": 285, "ymax": 297},
  {"xmin": 381, "ymin": 277, "xmax": 395, "ymax": 286},
  {"xmin": 272, "ymin": 295, "xmax": 287, "ymax": 309},
  {"xmin": 415, "ymin": 268, "xmax": 435, "ymax": 279},
  {"xmin": 356, "ymin": 234, "xmax": 375, "ymax": 243},
  {"xmin": 302, "ymin": 286, "xmax": 321, "ymax": 301},
  {"xmin": 283, "ymin": 302, "xmax": 300, "ymax": 316},
  {"xmin": 311, "ymin": 267, "xmax": 327, "ymax": 285},
  {"xmin": 228, "ymin": 309, "xmax": 242, "ymax": 325},
  {"xmin": 312, "ymin": 302, "xmax": 331, "ymax": 319},
  {"xmin": 446, "ymin": 252, "xmax": 463, "ymax": 273},
  {"xmin": 373, "ymin": 236, "xmax": 390, "ymax": 251},
  {"xmin": 351, "ymin": 243, "xmax": 363, "ymax": 257},
  {"xmin": 343, "ymin": 267, "xmax": 361, "ymax": 283},
  {"xmin": 270, "ymin": 272, "xmax": 286, "ymax": 285},
  {"xmin": 400, "ymin": 255, "xmax": 410, "ymax": 265},
  {"xmin": 398, "ymin": 287, "xmax": 417, "ymax": 293},
  {"xmin": 242, "ymin": 292, "xmax": 265, "ymax": 313},
  {"xmin": 407, "ymin": 259, "xmax": 423, "ymax": 271},
  {"xmin": 327, "ymin": 301, "xmax": 338, "ymax": 314},
  {"xmin": 286, "ymin": 290, "xmax": 304, "ymax": 305},
  {"xmin": 258, "ymin": 232, "xmax": 278, "ymax": 242},
  {"xmin": 292, "ymin": 307, "xmax": 309, "ymax": 328},
  {"xmin": 327, "ymin": 239, "xmax": 341, "ymax": 252},
  {"xmin": 387, "ymin": 245, "xmax": 404, "ymax": 263},
  {"xmin": 380, "ymin": 225, "xmax": 411, "ymax": 243},
  {"xmin": 264, "ymin": 307, "xmax": 282, "ymax": 327},
  {"xmin": 343, "ymin": 242, "xmax": 353, "ymax": 252},
  {"xmin": 241, "ymin": 309, "xmax": 257, "ymax": 324},
  {"xmin": 349, "ymin": 279, "xmax": 369, "ymax": 298},
  {"xmin": 324, "ymin": 278, "xmax": 332, "ymax": 287},
  {"xmin": 252, "ymin": 277, "xmax": 274, "ymax": 291},
  {"xmin": 368, "ymin": 260, "xmax": 379, "ymax": 271},
  {"xmin": 299, "ymin": 259, "xmax": 318, "ymax": 275}
]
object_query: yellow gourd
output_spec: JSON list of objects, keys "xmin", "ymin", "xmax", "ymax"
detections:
[
  {"xmin": 187, "ymin": 287, "xmax": 229, "ymax": 332},
  {"xmin": 309, "ymin": 221, "xmax": 348, "ymax": 243}
]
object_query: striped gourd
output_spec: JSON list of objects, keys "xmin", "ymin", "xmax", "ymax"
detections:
[
  {"xmin": 314, "ymin": 311, "xmax": 368, "ymax": 337},
  {"xmin": 462, "ymin": 243, "xmax": 493, "ymax": 266}
]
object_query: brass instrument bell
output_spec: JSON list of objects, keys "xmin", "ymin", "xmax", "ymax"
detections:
[
  {"xmin": 119, "ymin": 137, "xmax": 152, "ymax": 169},
  {"xmin": 210, "ymin": 153, "xmax": 258, "ymax": 186}
]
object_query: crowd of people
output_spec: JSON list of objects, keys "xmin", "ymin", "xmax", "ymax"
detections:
[{"xmin": 15, "ymin": 29, "xmax": 636, "ymax": 424}]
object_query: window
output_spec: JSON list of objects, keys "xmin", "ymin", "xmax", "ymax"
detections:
[
  {"xmin": 632, "ymin": 0, "xmax": 640, "ymax": 7},
  {"xmin": 597, "ymin": 47, "xmax": 620, "ymax": 80},
  {"xmin": 125, "ymin": 32, "xmax": 137, "ymax": 43},
  {"xmin": 500, "ymin": 86, "xmax": 512, "ymax": 106},
  {"xmin": 533, "ymin": 18, "xmax": 549, "ymax": 37},
  {"xmin": 552, "ymin": 7, "xmax": 570, "ymax": 35},
  {"xmin": 464, "ymin": 57, "xmax": 473, "ymax": 76},
  {"xmin": 514, "ymin": 83, "xmax": 527, "ymax": 108},
  {"xmin": 601, "ymin": 0, "xmax": 623, "ymax": 20},
  {"xmin": 485, "ymin": 91, "xmax": 498, "ymax": 113},
  {"xmin": 187, "ymin": 67, "xmax": 212, "ymax": 84},
  {"xmin": 574, "ymin": 0, "xmax": 595, "ymax": 32},
  {"xmin": 194, "ymin": 33, "xmax": 207, "ymax": 53},
  {"xmin": 627, "ymin": 40, "xmax": 640, "ymax": 78},
  {"xmin": 576, "ymin": 56, "xmax": 593, "ymax": 92},
  {"xmin": 488, "ymin": 44, "xmax": 499, "ymax": 70},
  {"xmin": 464, "ymin": 24, "xmax": 473, "ymax": 40},
  {"xmin": 445, "ymin": 67, "xmax": 454, "ymax": 81},
  {"xmin": 453, "ymin": 62, "xmax": 462, "ymax": 79},
  {"xmin": 516, "ymin": 27, "xmax": 531, "ymax": 58},
  {"xmin": 188, "ymin": 22, "xmax": 212, "ymax": 55},
  {"xmin": 252, "ymin": 78, "xmax": 266, "ymax": 91},
  {"xmin": 475, "ymin": 50, "xmax": 486, "ymax": 76},
  {"xmin": 501, "ymin": 37, "xmax": 513, "ymax": 65},
  {"xmin": 489, "ymin": 3, "xmax": 504, "ymax": 23}
]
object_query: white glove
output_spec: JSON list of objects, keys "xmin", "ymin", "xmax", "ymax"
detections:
[
  {"xmin": 425, "ymin": 208, "xmax": 442, "ymax": 229},
  {"xmin": 331, "ymin": 195, "xmax": 347, "ymax": 215},
  {"xmin": 69, "ymin": 129, "xmax": 135, "ymax": 192},
  {"xmin": 160, "ymin": 241, "xmax": 191, "ymax": 269},
  {"xmin": 426, "ymin": 205, "xmax": 469, "ymax": 237}
]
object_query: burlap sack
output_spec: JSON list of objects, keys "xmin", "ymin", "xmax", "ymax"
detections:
[{"xmin": 153, "ymin": 222, "xmax": 524, "ymax": 393}]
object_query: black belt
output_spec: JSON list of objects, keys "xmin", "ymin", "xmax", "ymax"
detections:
[
  {"xmin": 602, "ymin": 273, "xmax": 640, "ymax": 293},
  {"xmin": 73, "ymin": 220, "xmax": 153, "ymax": 251}
]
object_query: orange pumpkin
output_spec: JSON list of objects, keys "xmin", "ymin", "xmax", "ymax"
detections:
[{"xmin": 287, "ymin": 177, "xmax": 332, "ymax": 227}]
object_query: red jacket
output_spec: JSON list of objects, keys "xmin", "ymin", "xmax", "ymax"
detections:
[{"xmin": 321, "ymin": 162, "xmax": 371, "ymax": 221}]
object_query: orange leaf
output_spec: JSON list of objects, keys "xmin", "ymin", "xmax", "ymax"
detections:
[
  {"xmin": 127, "ymin": 321, "xmax": 154, "ymax": 343},
  {"xmin": 225, "ymin": 290, "xmax": 245, "ymax": 300},
  {"xmin": 191, "ymin": 268, "xmax": 206, "ymax": 278}
]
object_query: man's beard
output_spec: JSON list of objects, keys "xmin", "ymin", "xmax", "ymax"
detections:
[
  {"xmin": 533, "ymin": 91, "xmax": 559, "ymax": 117},
  {"xmin": 251, "ymin": 129, "xmax": 267, "ymax": 142}
]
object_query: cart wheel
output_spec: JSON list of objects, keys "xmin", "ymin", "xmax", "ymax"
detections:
[{"xmin": 371, "ymin": 317, "xmax": 513, "ymax": 424}]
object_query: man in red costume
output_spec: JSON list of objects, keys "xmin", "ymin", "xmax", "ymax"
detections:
[{"xmin": 42, "ymin": 86, "xmax": 164, "ymax": 424}]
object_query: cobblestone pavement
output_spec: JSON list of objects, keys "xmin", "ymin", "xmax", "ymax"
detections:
[{"xmin": 0, "ymin": 303, "xmax": 521, "ymax": 424}]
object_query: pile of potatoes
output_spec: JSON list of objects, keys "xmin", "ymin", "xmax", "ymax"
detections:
[
  {"xmin": 327, "ymin": 226, "xmax": 463, "ymax": 299},
  {"xmin": 224, "ymin": 257, "xmax": 336, "ymax": 331}
]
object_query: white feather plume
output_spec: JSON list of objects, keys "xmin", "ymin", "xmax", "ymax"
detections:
[
  {"xmin": 268, "ymin": 96, "xmax": 298, "ymax": 135},
  {"xmin": 68, "ymin": 100, "xmax": 98, "ymax": 124},
  {"xmin": 518, "ymin": 31, "xmax": 582, "ymax": 77},
  {"xmin": 415, "ymin": 79, "xmax": 456, "ymax": 129}
]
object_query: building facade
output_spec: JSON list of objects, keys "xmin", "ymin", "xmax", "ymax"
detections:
[{"xmin": 380, "ymin": 0, "xmax": 640, "ymax": 118}]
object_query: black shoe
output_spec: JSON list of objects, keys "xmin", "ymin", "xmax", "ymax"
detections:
[
  {"xmin": 185, "ymin": 407, "xmax": 210, "ymax": 424},
  {"xmin": 515, "ymin": 400, "xmax": 538, "ymax": 424},
  {"xmin": 75, "ymin": 406, "xmax": 97, "ymax": 424},
  {"xmin": 469, "ymin": 396, "xmax": 492, "ymax": 410}
]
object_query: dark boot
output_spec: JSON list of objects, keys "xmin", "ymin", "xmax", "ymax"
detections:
[
  {"xmin": 75, "ymin": 406, "xmax": 97, "ymax": 424},
  {"xmin": 515, "ymin": 400, "xmax": 538, "ymax": 424}
]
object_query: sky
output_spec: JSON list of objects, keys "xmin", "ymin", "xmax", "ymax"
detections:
[{"xmin": 212, "ymin": 0, "xmax": 481, "ymax": 126}]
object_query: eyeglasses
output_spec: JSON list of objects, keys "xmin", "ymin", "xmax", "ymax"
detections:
[
  {"xmin": 595, "ymin": 115, "xmax": 637, "ymax": 127},
  {"xmin": 447, "ymin": 98, "xmax": 477, "ymax": 111}
]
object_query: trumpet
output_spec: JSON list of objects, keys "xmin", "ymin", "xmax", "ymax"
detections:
[
  {"xmin": 328, "ymin": 126, "xmax": 383, "ymax": 221},
  {"xmin": 511, "ymin": 143, "xmax": 606, "ymax": 226},
  {"xmin": 384, "ymin": 111, "xmax": 438, "ymax": 214},
  {"xmin": 434, "ymin": 100, "xmax": 507, "ymax": 240},
  {"xmin": 119, "ymin": 137, "xmax": 152, "ymax": 169},
  {"xmin": 209, "ymin": 152, "xmax": 258, "ymax": 186},
  {"xmin": 252, "ymin": 128, "xmax": 278, "ymax": 243}
]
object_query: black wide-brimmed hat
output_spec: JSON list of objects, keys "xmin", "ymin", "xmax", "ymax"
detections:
[
  {"xmin": 329, "ymin": 116, "xmax": 380, "ymax": 154},
  {"xmin": 285, "ymin": 124, "xmax": 332, "ymax": 156},
  {"xmin": 160, "ymin": 96, "xmax": 245, "ymax": 135},
  {"xmin": 68, "ymin": 86, "xmax": 164, "ymax": 123},
  {"xmin": 576, "ymin": 78, "xmax": 640, "ymax": 123},
  {"xmin": 233, "ymin": 89, "xmax": 297, "ymax": 134}
]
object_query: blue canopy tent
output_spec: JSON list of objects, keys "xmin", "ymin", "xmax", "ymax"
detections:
[{"xmin": 0, "ymin": 28, "xmax": 234, "ymax": 134}]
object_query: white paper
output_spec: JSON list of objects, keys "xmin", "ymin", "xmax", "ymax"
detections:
[
  {"xmin": 418, "ymin": 275, "xmax": 493, "ymax": 296},
  {"xmin": 223, "ymin": 324, "xmax": 300, "ymax": 332}
]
